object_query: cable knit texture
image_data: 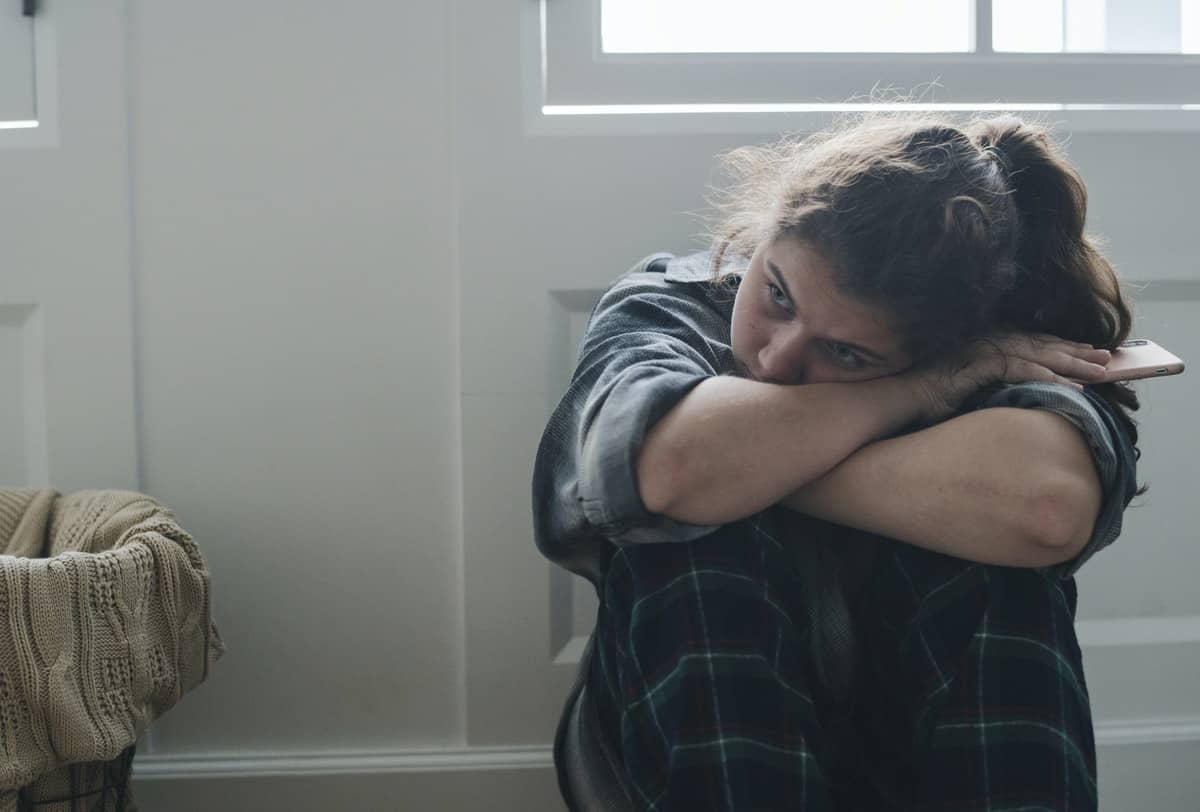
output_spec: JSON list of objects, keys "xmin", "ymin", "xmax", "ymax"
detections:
[{"xmin": 0, "ymin": 488, "xmax": 224, "ymax": 811}]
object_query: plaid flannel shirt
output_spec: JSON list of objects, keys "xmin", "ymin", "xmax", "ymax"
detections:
[{"xmin": 532, "ymin": 251, "xmax": 1139, "ymax": 811}]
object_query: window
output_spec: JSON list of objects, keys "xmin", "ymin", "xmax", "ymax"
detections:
[
  {"xmin": 0, "ymin": 3, "xmax": 37, "ymax": 127},
  {"xmin": 0, "ymin": 1, "xmax": 57, "ymax": 147},
  {"xmin": 538, "ymin": 0, "xmax": 1200, "ymax": 114},
  {"xmin": 601, "ymin": 1, "xmax": 1200, "ymax": 56},
  {"xmin": 602, "ymin": 1, "xmax": 972, "ymax": 54},
  {"xmin": 992, "ymin": 0, "xmax": 1200, "ymax": 53}
]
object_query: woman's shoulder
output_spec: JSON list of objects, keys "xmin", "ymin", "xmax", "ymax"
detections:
[
  {"xmin": 591, "ymin": 250, "xmax": 736, "ymax": 336},
  {"xmin": 612, "ymin": 249, "xmax": 747, "ymax": 285}
]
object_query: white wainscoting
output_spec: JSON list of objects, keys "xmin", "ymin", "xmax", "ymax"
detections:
[{"xmin": 130, "ymin": 724, "xmax": 1200, "ymax": 811}]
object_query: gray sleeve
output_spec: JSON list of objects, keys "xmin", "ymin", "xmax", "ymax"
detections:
[
  {"xmin": 532, "ymin": 273, "xmax": 725, "ymax": 581},
  {"xmin": 968, "ymin": 382, "xmax": 1139, "ymax": 579},
  {"xmin": 576, "ymin": 345, "xmax": 719, "ymax": 545}
]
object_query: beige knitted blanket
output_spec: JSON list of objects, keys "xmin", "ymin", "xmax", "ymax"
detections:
[{"xmin": 0, "ymin": 488, "xmax": 225, "ymax": 810}]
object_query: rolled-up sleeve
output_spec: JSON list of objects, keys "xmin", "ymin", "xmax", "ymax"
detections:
[
  {"xmin": 532, "ymin": 271, "xmax": 731, "ymax": 581},
  {"xmin": 576, "ymin": 333, "xmax": 717, "ymax": 543},
  {"xmin": 969, "ymin": 382, "xmax": 1139, "ymax": 579}
]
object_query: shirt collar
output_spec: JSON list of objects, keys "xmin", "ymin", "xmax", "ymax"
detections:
[{"xmin": 664, "ymin": 250, "xmax": 748, "ymax": 283}]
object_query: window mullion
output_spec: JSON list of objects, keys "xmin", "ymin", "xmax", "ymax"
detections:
[{"xmin": 975, "ymin": 0, "xmax": 993, "ymax": 54}]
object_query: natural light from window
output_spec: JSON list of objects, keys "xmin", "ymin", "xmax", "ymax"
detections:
[
  {"xmin": 602, "ymin": 0, "xmax": 970, "ymax": 53},
  {"xmin": 602, "ymin": 0, "xmax": 1200, "ymax": 54},
  {"xmin": 993, "ymin": 0, "xmax": 1200, "ymax": 52}
]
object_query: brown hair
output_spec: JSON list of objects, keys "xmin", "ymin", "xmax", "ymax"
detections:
[{"xmin": 706, "ymin": 111, "xmax": 1141, "ymax": 448}]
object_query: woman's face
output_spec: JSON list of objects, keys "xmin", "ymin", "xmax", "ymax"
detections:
[{"xmin": 730, "ymin": 236, "xmax": 914, "ymax": 385}]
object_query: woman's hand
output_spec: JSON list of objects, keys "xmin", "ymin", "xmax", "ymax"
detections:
[{"xmin": 902, "ymin": 332, "xmax": 1112, "ymax": 424}]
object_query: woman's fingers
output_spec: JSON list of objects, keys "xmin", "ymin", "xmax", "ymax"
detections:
[
  {"xmin": 1013, "ymin": 333, "xmax": 1096, "ymax": 357},
  {"xmin": 993, "ymin": 357, "xmax": 1080, "ymax": 388},
  {"xmin": 996, "ymin": 335, "xmax": 1111, "ymax": 383},
  {"xmin": 1048, "ymin": 349, "xmax": 1110, "ymax": 382},
  {"xmin": 1002, "ymin": 357, "xmax": 1085, "ymax": 390}
]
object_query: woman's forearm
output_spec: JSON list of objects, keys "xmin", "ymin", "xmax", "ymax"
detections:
[
  {"xmin": 780, "ymin": 406, "xmax": 1103, "ymax": 567},
  {"xmin": 637, "ymin": 375, "xmax": 925, "ymax": 525}
]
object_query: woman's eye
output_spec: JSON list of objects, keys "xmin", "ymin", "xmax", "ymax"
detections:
[
  {"xmin": 766, "ymin": 283, "xmax": 788, "ymax": 308},
  {"xmin": 827, "ymin": 342, "xmax": 865, "ymax": 369}
]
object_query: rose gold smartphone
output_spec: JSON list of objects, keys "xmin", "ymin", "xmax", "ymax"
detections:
[{"xmin": 1100, "ymin": 339, "xmax": 1185, "ymax": 383}]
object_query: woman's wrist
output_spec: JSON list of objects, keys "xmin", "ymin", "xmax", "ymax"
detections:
[{"xmin": 866, "ymin": 371, "xmax": 943, "ymax": 430}]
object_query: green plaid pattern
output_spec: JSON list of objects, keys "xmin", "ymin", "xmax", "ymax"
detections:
[{"xmin": 586, "ymin": 508, "xmax": 1098, "ymax": 811}]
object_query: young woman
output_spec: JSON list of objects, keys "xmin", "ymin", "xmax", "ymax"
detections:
[{"xmin": 532, "ymin": 113, "xmax": 1141, "ymax": 811}]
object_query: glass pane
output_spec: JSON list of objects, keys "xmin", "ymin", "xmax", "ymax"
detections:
[
  {"xmin": 994, "ymin": 0, "xmax": 1200, "ymax": 53},
  {"xmin": 1186, "ymin": 0, "xmax": 1200, "ymax": 52},
  {"xmin": 601, "ymin": 0, "xmax": 972, "ymax": 54}
]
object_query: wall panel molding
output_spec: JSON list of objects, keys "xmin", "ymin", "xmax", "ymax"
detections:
[
  {"xmin": 129, "ymin": 732, "xmax": 1200, "ymax": 810},
  {"xmin": 0, "ymin": 303, "xmax": 48, "ymax": 485},
  {"xmin": 133, "ymin": 719, "xmax": 1200, "ymax": 779},
  {"xmin": 133, "ymin": 745, "xmax": 551, "ymax": 779}
]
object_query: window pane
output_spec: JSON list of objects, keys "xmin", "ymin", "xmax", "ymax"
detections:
[
  {"xmin": 992, "ymin": 0, "xmax": 1067, "ymax": 52},
  {"xmin": 994, "ymin": 0, "xmax": 1200, "ymax": 53},
  {"xmin": 1185, "ymin": 0, "xmax": 1200, "ymax": 52},
  {"xmin": 601, "ymin": 0, "xmax": 972, "ymax": 54}
]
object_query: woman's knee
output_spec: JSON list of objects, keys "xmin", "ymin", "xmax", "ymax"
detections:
[
  {"xmin": 607, "ymin": 521, "xmax": 799, "ymax": 614},
  {"xmin": 600, "ymin": 521, "xmax": 809, "ymax": 667}
]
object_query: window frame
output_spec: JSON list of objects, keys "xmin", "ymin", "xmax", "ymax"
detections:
[
  {"xmin": 0, "ymin": 4, "xmax": 59, "ymax": 150},
  {"xmin": 527, "ymin": 0, "xmax": 1200, "ymax": 134},
  {"xmin": 0, "ymin": 3, "xmax": 36, "ymax": 123}
]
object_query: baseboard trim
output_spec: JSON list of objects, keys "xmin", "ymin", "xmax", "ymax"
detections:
[
  {"xmin": 132, "ymin": 744, "xmax": 551, "ymax": 779},
  {"xmin": 1096, "ymin": 717, "xmax": 1200, "ymax": 745},
  {"xmin": 133, "ymin": 718, "xmax": 1200, "ymax": 780},
  {"xmin": 1076, "ymin": 615, "xmax": 1200, "ymax": 647}
]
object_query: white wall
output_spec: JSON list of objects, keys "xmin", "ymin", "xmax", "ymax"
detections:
[
  {"xmin": 125, "ymin": 0, "xmax": 463, "ymax": 750},
  {"xmin": 70, "ymin": 0, "xmax": 1196, "ymax": 809}
]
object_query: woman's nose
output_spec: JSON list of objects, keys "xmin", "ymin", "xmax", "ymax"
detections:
[{"xmin": 759, "ymin": 338, "xmax": 807, "ymax": 385}]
